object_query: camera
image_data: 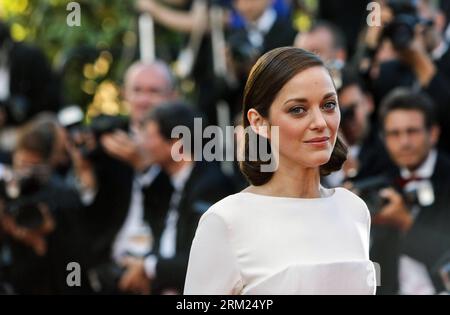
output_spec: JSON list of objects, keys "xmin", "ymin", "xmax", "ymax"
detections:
[
  {"xmin": 351, "ymin": 174, "xmax": 432, "ymax": 217},
  {"xmin": 0, "ymin": 166, "xmax": 50, "ymax": 229},
  {"xmin": 383, "ymin": 0, "xmax": 433, "ymax": 51},
  {"xmin": 81, "ymin": 115, "xmax": 129, "ymax": 159},
  {"xmin": 383, "ymin": 14, "xmax": 420, "ymax": 51},
  {"xmin": 58, "ymin": 106, "xmax": 128, "ymax": 160}
]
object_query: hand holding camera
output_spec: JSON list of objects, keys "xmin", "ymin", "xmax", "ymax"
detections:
[
  {"xmin": 395, "ymin": 24, "xmax": 436, "ymax": 86},
  {"xmin": 380, "ymin": 0, "xmax": 437, "ymax": 86},
  {"xmin": 100, "ymin": 130, "xmax": 150, "ymax": 171},
  {"xmin": 0, "ymin": 165, "xmax": 56, "ymax": 255},
  {"xmin": 372, "ymin": 187, "xmax": 413, "ymax": 232},
  {"xmin": 0, "ymin": 202, "xmax": 55, "ymax": 256}
]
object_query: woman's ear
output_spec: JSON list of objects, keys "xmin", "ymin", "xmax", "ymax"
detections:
[{"xmin": 247, "ymin": 109, "xmax": 270, "ymax": 138}]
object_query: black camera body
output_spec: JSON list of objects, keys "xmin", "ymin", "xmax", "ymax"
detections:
[
  {"xmin": 69, "ymin": 114, "xmax": 129, "ymax": 160},
  {"xmin": 351, "ymin": 174, "xmax": 425, "ymax": 216},
  {"xmin": 383, "ymin": 14, "xmax": 420, "ymax": 51},
  {"xmin": 383, "ymin": 0, "xmax": 433, "ymax": 51},
  {"xmin": 88, "ymin": 115, "xmax": 129, "ymax": 137},
  {"xmin": 0, "ymin": 171, "xmax": 48, "ymax": 229}
]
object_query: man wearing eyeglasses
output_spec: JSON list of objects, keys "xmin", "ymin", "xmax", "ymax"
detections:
[{"xmin": 370, "ymin": 87, "xmax": 450, "ymax": 295}]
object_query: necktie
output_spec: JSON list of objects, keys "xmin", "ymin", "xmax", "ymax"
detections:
[{"xmin": 395, "ymin": 175, "xmax": 425, "ymax": 189}]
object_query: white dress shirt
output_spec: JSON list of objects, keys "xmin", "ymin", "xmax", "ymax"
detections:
[
  {"xmin": 112, "ymin": 165, "xmax": 161, "ymax": 262},
  {"xmin": 246, "ymin": 8, "xmax": 277, "ymax": 49}
]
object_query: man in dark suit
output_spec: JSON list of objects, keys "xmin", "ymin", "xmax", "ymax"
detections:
[
  {"xmin": 0, "ymin": 116, "xmax": 86, "ymax": 294},
  {"xmin": 227, "ymin": 0, "xmax": 296, "ymax": 75},
  {"xmin": 369, "ymin": 0, "xmax": 450, "ymax": 154},
  {"xmin": 230, "ymin": 0, "xmax": 296, "ymax": 54},
  {"xmin": 214, "ymin": 0, "xmax": 296, "ymax": 126},
  {"xmin": 76, "ymin": 61, "xmax": 177, "ymax": 293},
  {"xmin": 370, "ymin": 88, "xmax": 450, "ymax": 294},
  {"xmin": 118, "ymin": 102, "xmax": 235, "ymax": 294}
]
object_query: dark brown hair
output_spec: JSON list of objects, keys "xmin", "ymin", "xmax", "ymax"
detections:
[
  {"xmin": 240, "ymin": 47, "xmax": 347, "ymax": 186},
  {"xmin": 16, "ymin": 114, "xmax": 59, "ymax": 162},
  {"xmin": 379, "ymin": 87, "xmax": 437, "ymax": 131}
]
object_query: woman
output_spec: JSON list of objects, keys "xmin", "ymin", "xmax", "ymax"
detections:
[{"xmin": 184, "ymin": 47, "xmax": 376, "ymax": 295}]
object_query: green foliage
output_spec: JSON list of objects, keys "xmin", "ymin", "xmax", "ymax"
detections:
[{"xmin": 1, "ymin": 0, "xmax": 181, "ymax": 111}]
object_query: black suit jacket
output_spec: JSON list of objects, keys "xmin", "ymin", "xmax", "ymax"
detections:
[
  {"xmin": 143, "ymin": 161, "xmax": 236, "ymax": 293},
  {"xmin": 77, "ymin": 154, "xmax": 174, "ymax": 294},
  {"xmin": 80, "ymin": 151, "xmax": 134, "ymax": 268},
  {"xmin": 353, "ymin": 126, "xmax": 396, "ymax": 181},
  {"xmin": 370, "ymin": 152, "xmax": 450, "ymax": 294}
]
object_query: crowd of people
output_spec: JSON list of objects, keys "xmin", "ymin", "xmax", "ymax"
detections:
[{"xmin": 0, "ymin": 0, "xmax": 449, "ymax": 294}]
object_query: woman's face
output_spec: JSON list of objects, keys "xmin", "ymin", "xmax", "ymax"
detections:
[{"xmin": 265, "ymin": 66, "xmax": 340, "ymax": 170}]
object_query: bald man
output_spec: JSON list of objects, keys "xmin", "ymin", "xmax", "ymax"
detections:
[
  {"xmin": 101, "ymin": 61, "xmax": 177, "ymax": 171},
  {"xmin": 80, "ymin": 61, "xmax": 177, "ymax": 294},
  {"xmin": 123, "ymin": 61, "xmax": 177, "ymax": 129}
]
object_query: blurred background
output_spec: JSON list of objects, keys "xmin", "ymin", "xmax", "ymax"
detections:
[{"xmin": 0, "ymin": 0, "xmax": 449, "ymax": 295}]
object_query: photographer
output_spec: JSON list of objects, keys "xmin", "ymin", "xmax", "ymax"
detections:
[
  {"xmin": 227, "ymin": 0, "xmax": 296, "ymax": 71},
  {"xmin": 223, "ymin": 0, "xmax": 296, "ymax": 121},
  {"xmin": 358, "ymin": 0, "xmax": 450, "ymax": 153},
  {"xmin": 0, "ymin": 116, "xmax": 86, "ymax": 294},
  {"xmin": 118, "ymin": 102, "xmax": 235, "ymax": 295},
  {"xmin": 76, "ymin": 61, "xmax": 178, "ymax": 294},
  {"xmin": 369, "ymin": 88, "xmax": 450, "ymax": 295}
]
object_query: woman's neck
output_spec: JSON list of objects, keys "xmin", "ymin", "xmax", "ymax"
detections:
[{"xmin": 248, "ymin": 159, "xmax": 323, "ymax": 199}]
